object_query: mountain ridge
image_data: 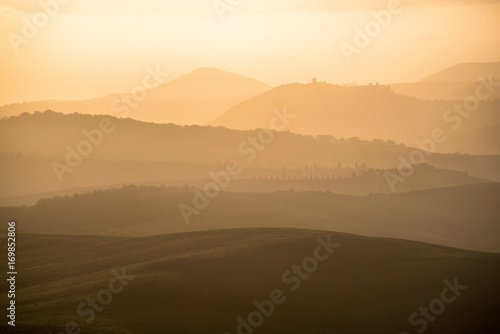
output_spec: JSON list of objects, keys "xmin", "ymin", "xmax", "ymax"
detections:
[{"xmin": 419, "ymin": 61, "xmax": 500, "ymax": 82}]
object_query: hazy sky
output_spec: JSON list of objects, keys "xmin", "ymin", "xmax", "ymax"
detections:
[{"xmin": 1, "ymin": 0, "xmax": 499, "ymax": 105}]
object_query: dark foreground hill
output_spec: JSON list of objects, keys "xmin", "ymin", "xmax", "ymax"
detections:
[
  {"xmin": 2, "ymin": 183, "xmax": 499, "ymax": 252},
  {"xmin": 1, "ymin": 229, "xmax": 499, "ymax": 334}
]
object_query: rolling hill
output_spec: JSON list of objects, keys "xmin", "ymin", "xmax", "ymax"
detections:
[
  {"xmin": 0, "ymin": 159, "xmax": 491, "ymax": 207},
  {"xmin": 2, "ymin": 183, "xmax": 499, "ymax": 252},
  {"xmin": 2, "ymin": 112, "xmax": 500, "ymax": 201},
  {"xmin": 2, "ymin": 228, "xmax": 499, "ymax": 333},
  {"xmin": 1, "ymin": 111, "xmax": 500, "ymax": 201}
]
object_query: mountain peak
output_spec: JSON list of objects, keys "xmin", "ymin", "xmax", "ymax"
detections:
[
  {"xmin": 188, "ymin": 67, "xmax": 231, "ymax": 75},
  {"xmin": 148, "ymin": 68, "xmax": 271, "ymax": 101}
]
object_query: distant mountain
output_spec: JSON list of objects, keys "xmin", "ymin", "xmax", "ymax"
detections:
[
  {"xmin": 0, "ymin": 68, "xmax": 271, "ymax": 125},
  {"xmin": 390, "ymin": 62, "xmax": 500, "ymax": 101},
  {"xmin": 390, "ymin": 81, "xmax": 500, "ymax": 101},
  {"xmin": 8, "ymin": 229, "xmax": 500, "ymax": 333},
  {"xmin": 419, "ymin": 62, "xmax": 500, "ymax": 82},
  {"xmin": 210, "ymin": 82, "xmax": 500, "ymax": 153},
  {"xmin": 147, "ymin": 67, "xmax": 271, "ymax": 100}
]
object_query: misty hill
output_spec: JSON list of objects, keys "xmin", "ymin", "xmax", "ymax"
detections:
[
  {"xmin": 0, "ymin": 68, "xmax": 271, "ymax": 125},
  {"xmin": 218, "ymin": 163, "xmax": 491, "ymax": 194},
  {"xmin": 0, "ymin": 111, "xmax": 417, "ymax": 165},
  {"xmin": 210, "ymin": 82, "xmax": 500, "ymax": 154},
  {"xmin": 419, "ymin": 62, "xmax": 500, "ymax": 83},
  {"xmin": 437, "ymin": 124, "xmax": 500, "ymax": 154},
  {"xmin": 390, "ymin": 81, "xmax": 500, "ymax": 101},
  {"xmin": 0, "ymin": 155, "xmax": 491, "ymax": 207},
  {"xmin": 0, "ymin": 112, "xmax": 500, "ymax": 203},
  {"xmin": 147, "ymin": 67, "xmax": 271, "ymax": 100},
  {"xmin": 4, "ymin": 229, "xmax": 499, "ymax": 333},
  {"xmin": 1, "ymin": 112, "xmax": 500, "ymax": 201},
  {"xmin": 391, "ymin": 62, "xmax": 500, "ymax": 101},
  {"xmin": 3, "ymin": 183, "xmax": 499, "ymax": 252}
]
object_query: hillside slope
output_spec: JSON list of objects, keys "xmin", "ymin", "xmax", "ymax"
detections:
[{"xmin": 2, "ymin": 229, "xmax": 499, "ymax": 334}]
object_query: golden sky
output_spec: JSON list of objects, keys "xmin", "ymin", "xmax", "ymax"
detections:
[{"xmin": 1, "ymin": 0, "xmax": 499, "ymax": 105}]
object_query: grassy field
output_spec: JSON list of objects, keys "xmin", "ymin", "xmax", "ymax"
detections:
[{"xmin": 1, "ymin": 228, "xmax": 499, "ymax": 333}]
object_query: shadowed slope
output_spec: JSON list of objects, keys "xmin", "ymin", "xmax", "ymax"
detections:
[
  {"xmin": 2, "ymin": 183, "xmax": 499, "ymax": 252},
  {"xmin": 2, "ymin": 229, "xmax": 499, "ymax": 334}
]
